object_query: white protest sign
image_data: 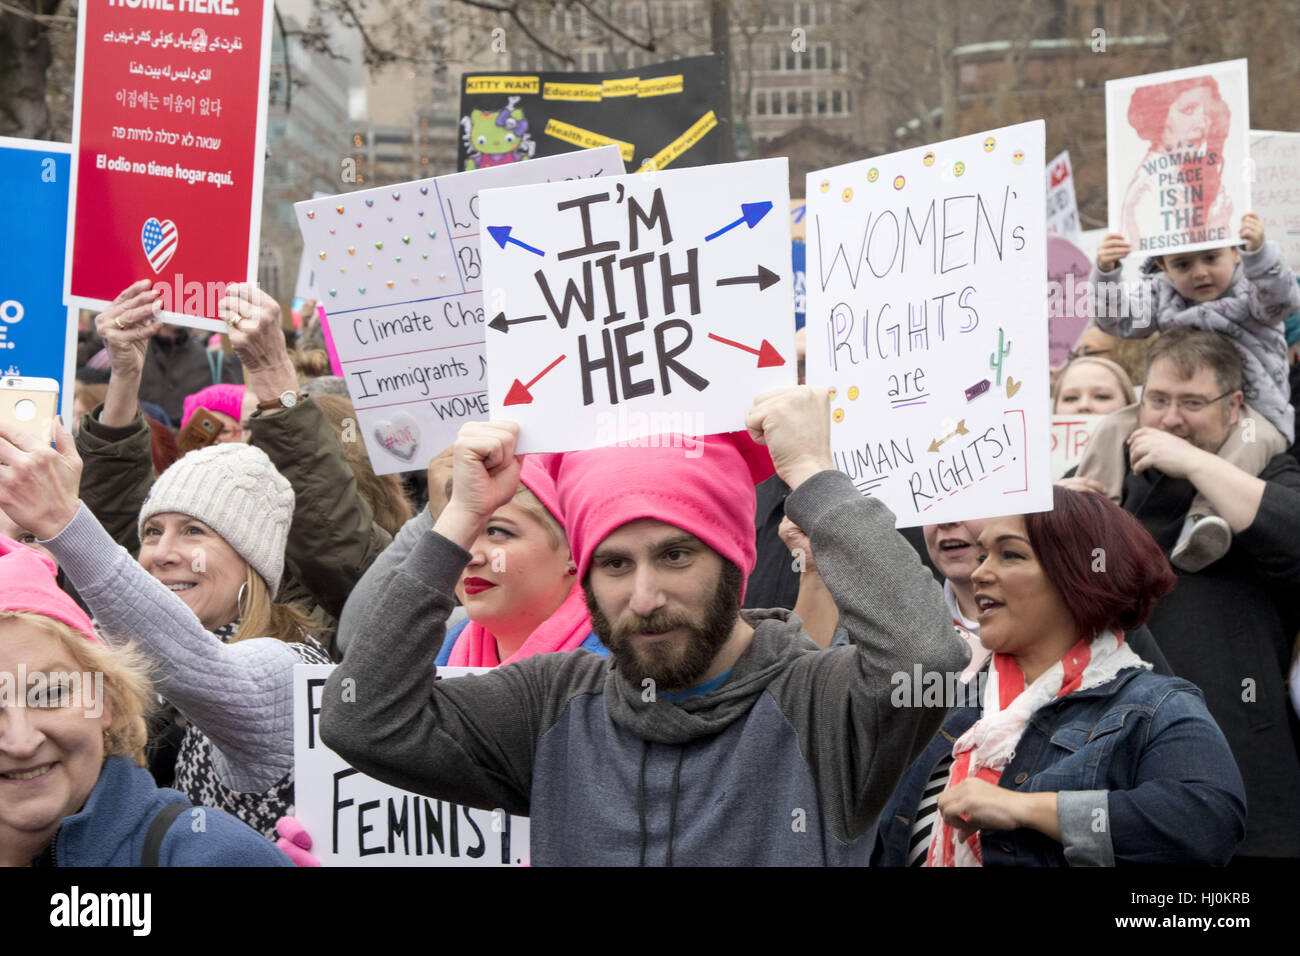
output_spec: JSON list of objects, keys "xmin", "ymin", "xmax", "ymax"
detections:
[
  {"xmin": 1050, "ymin": 414, "xmax": 1104, "ymax": 480},
  {"xmin": 292, "ymin": 190, "xmax": 329, "ymax": 302},
  {"xmin": 293, "ymin": 146, "xmax": 623, "ymax": 474},
  {"xmin": 293, "ymin": 664, "xmax": 529, "ymax": 866},
  {"xmin": 1045, "ymin": 150, "xmax": 1081, "ymax": 242},
  {"xmin": 805, "ymin": 121, "xmax": 1052, "ymax": 527},
  {"xmin": 1250, "ymin": 130, "xmax": 1300, "ymax": 271},
  {"xmin": 1106, "ymin": 60, "xmax": 1250, "ymax": 257},
  {"xmin": 478, "ymin": 157, "xmax": 795, "ymax": 453}
]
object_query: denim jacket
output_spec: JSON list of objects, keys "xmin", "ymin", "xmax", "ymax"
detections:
[{"xmin": 872, "ymin": 667, "xmax": 1247, "ymax": 866}]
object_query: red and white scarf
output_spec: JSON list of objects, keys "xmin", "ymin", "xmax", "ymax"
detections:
[{"xmin": 925, "ymin": 630, "xmax": 1149, "ymax": 867}]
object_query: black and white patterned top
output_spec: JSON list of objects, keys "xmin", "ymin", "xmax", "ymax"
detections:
[{"xmin": 171, "ymin": 623, "xmax": 331, "ymax": 841}]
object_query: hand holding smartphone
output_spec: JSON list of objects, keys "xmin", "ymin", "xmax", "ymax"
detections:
[{"xmin": 0, "ymin": 377, "xmax": 59, "ymax": 445}]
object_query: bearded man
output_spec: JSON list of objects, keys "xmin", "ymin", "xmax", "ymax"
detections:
[{"xmin": 322, "ymin": 387, "xmax": 967, "ymax": 865}]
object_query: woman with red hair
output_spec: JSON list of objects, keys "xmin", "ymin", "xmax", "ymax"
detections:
[{"xmin": 872, "ymin": 487, "xmax": 1246, "ymax": 866}]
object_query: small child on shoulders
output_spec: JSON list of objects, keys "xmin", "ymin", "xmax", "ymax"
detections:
[{"xmin": 1075, "ymin": 213, "xmax": 1300, "ymax": 571}]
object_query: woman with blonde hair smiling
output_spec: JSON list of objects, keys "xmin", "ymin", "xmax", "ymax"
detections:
[
  {"xmin": 0, "ymin": 418, "xmax": 329, "ymax": 843},
  {"xmin": 0, "ymin": 537, "xmax": 289, "ymax": 866}
]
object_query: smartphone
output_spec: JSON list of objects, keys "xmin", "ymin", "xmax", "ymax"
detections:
[
  {"xmin": 177, "ymin": 407, "xmax": 224, "ymax": 453},
  {"xmin": 0, "ymin": 376, "xmax": 59, "ymax": 445}
]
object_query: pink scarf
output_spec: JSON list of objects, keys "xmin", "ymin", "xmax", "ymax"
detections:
[
  {"xmin": 925, "ymin": 630, "xmax": 1149, "ymax": 867},
  {"xmin": 447, "ymin": 582, "xmax": 593, "ymax": 668}
]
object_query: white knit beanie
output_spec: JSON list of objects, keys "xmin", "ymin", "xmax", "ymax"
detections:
[{"xmin": 138, "ymin": 443, "xmax": 295, "ymax": 598}]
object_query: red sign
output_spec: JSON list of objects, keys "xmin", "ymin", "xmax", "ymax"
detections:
[{"xmin": 63, "ymin": 0, "xmax": 272, "ymax": 332}]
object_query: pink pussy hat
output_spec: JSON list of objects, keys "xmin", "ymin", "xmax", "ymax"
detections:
[
  {"xmin": 543, "ymin": 433, "xmax": 775, "ymax": 601},
  {"xmin": 181, "ymin": 384, "xmax": 246, "ymax": 429},
  {"xmin": 0, "ymin": 535, "xmax": 100, "ymax": 643}
]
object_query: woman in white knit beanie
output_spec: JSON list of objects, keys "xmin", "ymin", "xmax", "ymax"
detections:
[{"xmin": 0, "ymin": 428, "xmax": 329, "ymax": 842}]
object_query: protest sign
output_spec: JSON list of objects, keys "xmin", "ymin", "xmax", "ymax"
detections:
[
  {"xmin": 293, "ymin": 191, "xmax": 331, "ymax": 303},
  {"xmin": 805, "ymin": 121, "xmax": 1052, "ymax": 527},
  {"xmin": 0, "ymin": 138, "xmax": 77, "ymax": 419},
  {"xmin": 1050, "ymin": 415, "xmax": 1103, "ymax": 480},
  {"xmin": 294, "ymin": 147, "xmax": 622, "ymax": 474},
  {"xmin": 1250, "ymin": 130, "xmax": 1300, "ymax": 271},
  {"xmin": 293, "ymin": 664, "xmax": 529, "ymax": 866},
  {"xmin": 1046, "ymin": 236, "xmax": 1092, "ymax": 370},
  {"xmin": 1106, "ymin": 60, "xmax": 1250, "ymax": 258},
  {"xmin": 64, "ymin": 0, "xmax": 273, "ymax": 333},
  {"xmin": 459, "ymin": 55, "xmax": 722, "ymax": 173},
  {"xmin": 791, "ymin": 199, "xmax": 807, "ymax": 330},
  {"xmin": 479, "ymin": 157, "xmax": 796, "ymax": 453},
  {"xmin": 1045, "ymin": 150, "xmax": 1080, "ymax": 242}
]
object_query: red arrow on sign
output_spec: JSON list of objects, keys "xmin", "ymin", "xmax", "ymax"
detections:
[
  {"xmin": 707, "ymin": 333, "xmax": 785, "ymax": 368},
  {"xmin": 503, "ymin": 354, "xmax": 567, "ymax": 406}
]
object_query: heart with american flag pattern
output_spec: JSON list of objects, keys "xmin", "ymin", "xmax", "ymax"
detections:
[{"xmin": 141, "ymin": 217, "xmax": 178, "ymax": 273}]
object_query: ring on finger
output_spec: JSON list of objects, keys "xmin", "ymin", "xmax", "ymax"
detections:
[
  {"xmin": 229, "ymin": 315, "xmax": 241, "ymax": 329},
  {"xmin": 115, "ymin": 316, "xmax": 125, "ymax": 330}
]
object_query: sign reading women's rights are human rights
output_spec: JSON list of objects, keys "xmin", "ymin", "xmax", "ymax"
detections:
[
  {"xmin": 479, "ymin": 158, "xmax": 796, "ymax": 453},
  {"xmin": 805, "ymin": 121, "xmax": 1052, "ymax": 528}
]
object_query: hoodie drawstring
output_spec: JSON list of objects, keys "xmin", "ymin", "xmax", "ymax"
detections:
[
  {"xmin": 665, "ymin": 748, "xmax": 684, "ymax": 867},
  {"xmin": 637, "ymin": 741, "xmax": 687, "ymax": 867},
  {"xmin": 637, "ymin": 741, "xmax": 650, "ymax": 866}
]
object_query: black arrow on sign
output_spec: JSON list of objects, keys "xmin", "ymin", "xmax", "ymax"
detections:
[
  {"xmin": 488, "ymin": 311, "xmax": 548, "ymax": 334},
  {"xmin": 715, "ymin": 265, "xmax": 780, "ymax": 291}
]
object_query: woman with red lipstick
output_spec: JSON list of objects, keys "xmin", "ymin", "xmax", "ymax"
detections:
[
  {"xmin": 870, "ymin": 488, "xmax": 1246, "ymax": 866},
  {"xmin": 397, "ymin": 456, "xmax": 601, "ymax": 668}
]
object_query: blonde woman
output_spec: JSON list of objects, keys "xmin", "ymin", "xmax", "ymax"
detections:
[
  {"xmin": 0, "ymin": 537, "xmax": 290, "ymax": 866},
  {"xmin": 0, "ymin": 419, "xmax": 328, "ymax": 842}
]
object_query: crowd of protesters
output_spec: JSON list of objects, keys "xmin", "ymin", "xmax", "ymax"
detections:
[{"xmin": 2, "ymin": 202, "xmax": 1299, "ymax": 868}]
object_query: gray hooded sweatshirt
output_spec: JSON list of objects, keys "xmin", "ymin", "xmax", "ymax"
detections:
[{"xmin": 321, "ymin": 469, "xmax": 968, "ymax": 865}]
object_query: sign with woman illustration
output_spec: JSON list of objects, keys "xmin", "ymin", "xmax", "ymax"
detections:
[{"xmin": 1105, "ymin": 60, "xmax": 1251, "ymax": 257}]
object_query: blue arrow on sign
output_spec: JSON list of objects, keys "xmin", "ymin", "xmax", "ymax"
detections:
[
  {"xmin": 486, "ymin": 225, "xmax": 546, "ymax": 257},
  {"xmin": 704, "ymin": 201, "xmax": 774, "ymax": 242}
]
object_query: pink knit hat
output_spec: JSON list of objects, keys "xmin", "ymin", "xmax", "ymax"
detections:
[
  {"xmin": 545, "ymin": 433, "xmax": 774, "ymax": 599},
  {"xmin": 181, "ymin": 384, "xmax": 246, "ymax": 429},
  {"xmin": 519, "ymin": 456, "xmax": 564, "ymax": 527},
  {"xmin": 0, "ymin": 536, "xmax": 100, "ymax": 643}
]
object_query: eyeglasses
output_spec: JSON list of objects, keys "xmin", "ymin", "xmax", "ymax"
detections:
[
  {"xmin": 1068, "ymin": 347, "xmax": 1112, "ymax": 360},
  {"xmin": 1140, "ymin": 389, "xmax": 1234, "ymax": 414}
]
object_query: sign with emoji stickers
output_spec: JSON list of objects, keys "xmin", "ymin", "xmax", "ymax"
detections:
[
  {"xmin": 293, "ymin": 146, "xmax": 623, "ymax": 474},
  {"xmin": 63, "ymin": 0, "xmax": 275, "ymax": 332},
  {"xmin": 805, "ymin": 121, "xmax": 1052, "ymax": 527},
  {"xmin": 1105, "ymin": 60, "xmax": 1251, "ymax": 257}
]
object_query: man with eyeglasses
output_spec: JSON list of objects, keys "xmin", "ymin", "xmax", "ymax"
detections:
[{"xmin": 1067, "ymin": 327, "xmax": 1300, "ymax": 863}]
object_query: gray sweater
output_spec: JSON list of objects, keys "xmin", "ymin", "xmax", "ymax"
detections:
[
  {"xmin": 321, "ymin": 470, "xmax": 969, "ymax": 865},
  {"xmin": 45, "ymin": 504, "xmax": 308, "ymax": 795}
]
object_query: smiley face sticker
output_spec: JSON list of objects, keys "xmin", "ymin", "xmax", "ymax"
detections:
[
  {"xmin": 923, "ymin": 152, "xmax": 936, "ymax": 167},
  {"xmin": 953, "ymin": 161, "xmax": 966, "ymax": 177},
  {"xmin": 833, "ymin": 408, "xmax": 845, "ymax": 423},
  {"xmin": 1013, "ymin": 150, "xmax": 1025, "ymax": 164},
  {"xmin": 893, "ymin": 175, "xmax": 905, "ymax": 190},
  {"xmin": 819, "ymin": 179, "xmax": 831, "ymax": 193},
  {"xmin": 842, "ymin": 187, "xmax": 854, "ymax": 202},
  {"xmin": 983, "ymin": 137, "xmax": 996, "ymax": 152},
  {"xmin": 867, "ymin": 168, "xmax": 879, "ymax": 183}
]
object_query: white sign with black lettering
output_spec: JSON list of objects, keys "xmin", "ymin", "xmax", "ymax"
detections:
[
  {"xmin": 294, "ymin": 146, "xmax": 622, "ymax": 473},
  {"xmin": 293, "ymin": 664, "xmax": 529, "ymax": 866}
]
